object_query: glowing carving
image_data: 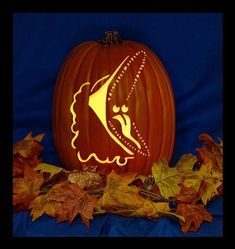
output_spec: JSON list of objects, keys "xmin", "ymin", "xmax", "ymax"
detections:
[
  {"xmin": 70, "ymin": 50, "xmax": 150, "ymax": 167},
  {"xmin": 113, "ymin": 105, "xmax": 120, "ymax": 113},
  {"xmin": 112, "ymin": 114, "xmax": 141, "ymax": 149}
]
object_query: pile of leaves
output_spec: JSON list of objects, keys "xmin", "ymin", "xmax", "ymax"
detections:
[{"xmin": 13, "ymin": 132, "xmax": 223, "ymax": 233}]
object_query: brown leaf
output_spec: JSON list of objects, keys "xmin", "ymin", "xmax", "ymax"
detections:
[
  {"xmin": 13, "ymin": 166, "xmax": 44, "ymax": 211},
  {"xmin": 47, "ymin": 181, "xmax": 98, "ymax": 229},
  {"xmin": 13, "ymin": 132, "xmax": 44, "ymax": 158},
  {"xmin": 176, "ymin": 184, "xmax": 200, "ymax": 204},
  {"xmin": 197, "ymin": 133, "xmax": 223, "ymax": 172},
  {"xmin": 13, "ymin": 132, "xmax": 45, "ymax": 177},
  {"xmin": 176, "ymin": 203, "xmax": 213, "ymax": 233}
]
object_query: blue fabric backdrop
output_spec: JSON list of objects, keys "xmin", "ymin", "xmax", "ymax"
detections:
[{"xmin": 13, "ymin": 13, "xmax": 223, "ymax": 237}]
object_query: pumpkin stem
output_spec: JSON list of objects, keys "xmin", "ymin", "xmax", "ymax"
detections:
[{"xmin": 101, "ymin": 31, "xmax": 123, "ymax": 45}]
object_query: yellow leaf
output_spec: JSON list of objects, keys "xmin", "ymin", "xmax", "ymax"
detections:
[
  {"xmin": 201, "ymin": 177, "xmax": 222, "ymax": 205},
  {"xmin": 30, "ymin": 194, "xmax": 61, "ymax": 221},
  {"xmin": 176, "ymin": 153, "xmax": 198, "ymax": 175},
  {"xmin": 100, "ymin": 170, "xmax": 142, "ymax": 210},
  {"xmin": 183, "ymin": 174, "xmax": 202, "ymax": 192},
  {"xmin": 35, "ymin": 163, "xmax": 65, "ymax": 179},
  {"xmin": 131, "ymin": 201, "xmax": 185, "ymax": 222},
  {"xmin": 152, "ymin": 159, "xmax": 181, "ymax": 198}
]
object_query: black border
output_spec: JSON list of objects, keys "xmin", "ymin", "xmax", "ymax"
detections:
[{"xmin": 0, "ymin": 0, "xmax": 229, "ymax": 242}]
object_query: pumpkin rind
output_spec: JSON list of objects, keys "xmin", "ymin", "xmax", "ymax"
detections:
[{"xmin": 52, "ymin": 33, "xmax": 175, "ymax": 175}]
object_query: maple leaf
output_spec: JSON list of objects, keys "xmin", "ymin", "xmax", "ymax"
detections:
[
  {"xmin": 176, "ymin": 153, "xmax": 198, "ymax": 176},
  {"xmin": 35, "ymin": 163, "xmax": 65, "ymax": 179},
  {"xmin": 176, "ymin": 203, "xmax": 213, "ymax": 233},
  {"xmin": 130, "ymin": 200, "xmax": 184, "ymax": 221},
  {"xmin": 13, "ymin": 166, "xmax": 44, "ymax": 211},
  {"xmin": 30, "ymin": 194, "xmax": 61, "ymax": 221},
  {"xmin": 179, "ymin": 160, "xmax": 222, "ymax": 205},
  {"xmin": 152, "ymin": 159, "xmax": 181, "ymax": 199},
  {"xmin": 100, "ymin": 170, "xmax": 142, "ymax": 210},
  {"xmin": 47, "ymin": 182, "xmax": 98, "ymax": 229},
  {"xmin": 197, "ymin": 133, "xmax": 223, "ymax": 172},
  {"xmin": 67, "ymin": 170, "xmax": 105, "ymax": 190},
  {"xmin": 13, "ymin": 132, "xmax": 44, "ymax": 158},
  {"xmin": 199, "ymin": 178, "xmax": 222, "ymax": 205},
  {"xmin": 176, "ymin": 184, "xmax": 200, "ymax": 204},
  {"xmin": 195, "ymin": 161, "xmax": 222, "ymax": 205},
  {"xmin": 13, "ymin": 132, "xmax": 45, "ymax": 177},
  {"xmin": 99, "ymin": 170, "xmax": 183, "ymax": 221}
]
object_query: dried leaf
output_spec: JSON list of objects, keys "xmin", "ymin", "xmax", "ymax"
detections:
[
  {"xmin": 99, "ymin": 170, "xmax": 182, "ymax": 221},
  {"xmin": 30, "ymin": 194, "xmax": 61, "ymax": 221},
  {"xmin": 176, "ymin": 184, "xmax": 200, "ymax": 204},
  {"xmin": 13, "ymin": 166, "xmax": 44, "ymax": 211},
  {"xmin": 100, "ymin": 170, "xmax": 142, "ymax": 210},
  {"xmin": 130, "ymin": 201, "xmax": 184, "ymax": 221},
  {"xmin": 68, "ymin": 170, "xmax": 104, "ymax": 190},
  {"xmin": 200, "ymin": 178, "xmax": 222, "ymax": 205},
  {"xmin": 176, "ymin": 153, "xmax": 198, "ymax": 175},
  {"xmin": 35, "ymin": 163, "xmax": 65, "ymax": 179},
  {"xmin": 48, "ymin": 182, "xmax": 98, "ymax": 229},
  {"xmin": 197, "ymin": 133, "xmax": 223, "ymax": 172},
  {"xmin": 176, "ymin": 203, "xmax": 213, "ymax": 233},
  {"xmin": 13, "ymin": 132, "xmax": 44, "ymax": 158},
  {"xmin": 152, "ymin": 159, "xmax": 181, "ymax": 198}
]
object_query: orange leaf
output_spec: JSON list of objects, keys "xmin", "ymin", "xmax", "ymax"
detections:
[
  {"xmin": 47, "ymin": 182, "xmax": 98, "ymax": 229},
  {"xmin": 176, "ymin": 203, "xmax": 213, "ymax": 233},
  {"xmin": 197, "ymin": 133, "xmax": 223, "ymax": 172},
  {"xmin": 13, "ymin": 166, "xmax": 44, "ymax": 211},
  {"xmin": 176, "ymin": 184, "xmax": 200, "ymax": 204},
  {"xmin": 13, "ymin": 132, "xmax": 44, "ymax": 159},
  {"xmin": 13, "ymin": 132, "xmax": 45, "ymax": 177}
]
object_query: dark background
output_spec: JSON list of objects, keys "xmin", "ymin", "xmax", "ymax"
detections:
[{"xmin": 12, "ymin": 13, "xmax": 223, "ymax": 237}]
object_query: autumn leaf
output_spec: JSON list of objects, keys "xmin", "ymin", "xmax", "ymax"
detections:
[
  {"xmin": 176, "ymin": 184, "xmax": 200, "ymax": 204},
  {"xmin": 100, "ymin": 170, "xmax": 142, "ymax": 210},
  {"xmin": 197, "ymin": 133, "xmax": 223, "ymax": 172},
  {"xmin": 199, "ymin": 178, "xmax": 222, "ymax": 205},
  {"xmin": 30, "ymin": 194, "xmax": 61, "ymax": 221},
  {"xmin": 47, "ymin": 182, "xmax": 98, "ymax": 229},
  {"xmin": 68, "ymin": 170, "xmax": 105, "ymax": 190},
  {"xmin": 13, "ymin": 132, "xmax": 44, "ymax": 158},
  {"xmin": 13, "ymin": 166, "xmax": 44, "ymax": 211},
  {"xmin": 35, "ymin": 163, "xmax": 65, "ymax": 179},
  {"xmin": 176, "ymin": 203, "xmax": 213, "ymax": 233},
  {"xmin": 152, "ymin": 159, "xmax": 181, "ymax": 199},
  {"xmin": 176, "ymin": 153, "xmax": 198, "ymax": 176},
  {"xmin": 13, "ymin": 132, "xmax": 45, "ymax": 177},
  {"xmin": 130, "ymin": 201, "xmax": 184, "ymax": 221},
  {"xmin": 98, "ymin": 170, "xmax": 183, "ymax": 221}
]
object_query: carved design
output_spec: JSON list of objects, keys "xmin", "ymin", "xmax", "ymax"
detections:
[{"xmin": 70, "ymin": 50, "xmax": 150, "ymax": 167}]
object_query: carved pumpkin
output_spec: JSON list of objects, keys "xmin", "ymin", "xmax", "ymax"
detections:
[{"xmin": 52, "ymin": 31, "xmax": 175, "ymax": 175}]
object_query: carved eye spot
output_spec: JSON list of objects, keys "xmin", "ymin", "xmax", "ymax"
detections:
[
  {"xmin": 121, "ymin": 105, "xmax": 128, "ymax": 113},
  {"xmin": 113, "ymin": 105, "xmax": 120, "ymax": 113}
]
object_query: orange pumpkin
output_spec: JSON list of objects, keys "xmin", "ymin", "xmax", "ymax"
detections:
[{"xmin": 52, "ymin": 31, "xmax": 175, "ymax": 175}]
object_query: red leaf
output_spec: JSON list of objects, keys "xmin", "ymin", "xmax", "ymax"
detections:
[
  {"xmin": 13, "ymin": 166, "xmax": 44, "ymax": 211},
  {"xmin": 176, "ymin": 203, "xmax": 213, "ymax": 233},
  {"xmin": 47, "ymin": 182, "xmax": 98, "ymax": 229},
  {"xmin": 176, "ymin": 184, "xmax": 200, "ymax": 204}
]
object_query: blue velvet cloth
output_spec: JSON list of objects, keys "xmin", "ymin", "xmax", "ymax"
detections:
[{"xmin": 13, "ymin": 13, "xmax": 223, "ymax": 237}]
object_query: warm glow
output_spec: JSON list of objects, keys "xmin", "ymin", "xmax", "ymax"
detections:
[{"xmin": 70, "ymin": 50, "xmax": 150, "ymax": 166}]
